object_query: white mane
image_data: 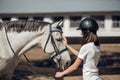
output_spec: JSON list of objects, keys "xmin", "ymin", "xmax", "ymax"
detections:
[{"xmin": 0, "ymin": 20, "xmax": 49, "ymax": 32}]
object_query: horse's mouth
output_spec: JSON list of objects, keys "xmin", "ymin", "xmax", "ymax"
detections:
[{"xmin": 62, "ymin": 62, "xmax": 70, "ymax": 70}]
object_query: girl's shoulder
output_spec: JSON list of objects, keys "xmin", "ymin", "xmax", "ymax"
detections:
[
  {"xmin": 82, "ymin": 42, "xmax": 94, "ymax": 47},
  {"xmin": 82, "ymin": 42, "xmax": 100, "ymax": 51},
  {"xmin": 81, "ymin": 42, "xmax": 95, "ymax": 50}
]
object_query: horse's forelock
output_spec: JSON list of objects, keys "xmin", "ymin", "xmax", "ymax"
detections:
[{"xmin": 1, "ymin": 20, "xmax": 50, "ymax": 32}]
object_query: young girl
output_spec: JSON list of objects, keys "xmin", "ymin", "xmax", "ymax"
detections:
[{"xmin": 55, "ymin": 17, "xmax": 101, "ymax": 80}]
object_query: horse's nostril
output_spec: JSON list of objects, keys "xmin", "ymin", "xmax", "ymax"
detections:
[{"xmin": 66, "ymin": 61, "xmax": 70, "ymax": 67}]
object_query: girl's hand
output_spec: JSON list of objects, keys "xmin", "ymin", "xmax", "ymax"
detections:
[
  {"xmin": 62, "ymin": 36, "xmax": 68, "ymax": 47},
  {"xmin": 55, "ymin": 72, "xmax": 64, "ymax": 78}
]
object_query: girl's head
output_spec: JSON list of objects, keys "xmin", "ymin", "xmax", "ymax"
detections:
[{"xmin": 77, "ymin": 17, "xmax": 100, "ymax": 46}]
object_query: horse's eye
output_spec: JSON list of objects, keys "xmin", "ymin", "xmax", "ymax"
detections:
[{"xmin": 56, "ymin": 38, "xmax": 62, "ymax": 41}]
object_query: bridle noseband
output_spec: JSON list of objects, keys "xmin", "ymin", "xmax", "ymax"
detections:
[{"xmin": 43, "ymin": 24, "xmax": 68, "ymax": 59}]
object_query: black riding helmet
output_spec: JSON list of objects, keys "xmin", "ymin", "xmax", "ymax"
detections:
[{"xmin": 77, "ymin": 17, "xmax": 99, "ymax": 32}]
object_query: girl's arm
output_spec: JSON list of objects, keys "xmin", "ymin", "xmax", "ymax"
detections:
[
  {"xmin": 66, "ymin": 45, "xmax": 79, "ymax": 56},
  {"xmin": 62, "ymin": 36, "xmax": 79, "ymax": 56},
  {"xmin": 55, "ymin": 57, "xmax": 82, "ymax": 78}
]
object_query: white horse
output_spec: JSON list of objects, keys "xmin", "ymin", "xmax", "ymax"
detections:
[{"xmin": 0, "ymin": 20, "xmax": 71, "ymax": 80}]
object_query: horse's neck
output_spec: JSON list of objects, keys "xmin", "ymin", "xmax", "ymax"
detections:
[{"xmin": 8, "ymin": 31, "xmax": 43, "ymax": 56}]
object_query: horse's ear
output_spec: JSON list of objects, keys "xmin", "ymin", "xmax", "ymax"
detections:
[
  {"xmin": 57, "ymin": 19, "xmax": 64, "ymax": 27},
  {"xmin": 52, "ymin": 20, "xmax": 64, "ymax": 28}
]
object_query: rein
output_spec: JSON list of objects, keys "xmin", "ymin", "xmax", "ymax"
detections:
[
  {"xmin": 4, "ymin": 25, "xmax": 38, "ymax": 74},
  {"xmin": 43, "ymin": 24, "xmax": 68, "ymax": 59}
]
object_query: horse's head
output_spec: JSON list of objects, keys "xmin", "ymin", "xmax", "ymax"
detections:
[{"xmin": 39, "ymin": 20, "xmax": 71, "ymax": 69}]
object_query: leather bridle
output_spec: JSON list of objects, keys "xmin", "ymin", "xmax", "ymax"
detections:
[
  {"xmin": 3, "ymin": 22, "xmax": 67, "ymax": 75},
  {"xmin": 43, "ymin": 24, "xmax": 68, "ymax": 59}
]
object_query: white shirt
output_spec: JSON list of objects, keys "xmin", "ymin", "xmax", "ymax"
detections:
[{"xmin": 78, "ymin": 42, "xmax": 101, "ymax": 80}]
